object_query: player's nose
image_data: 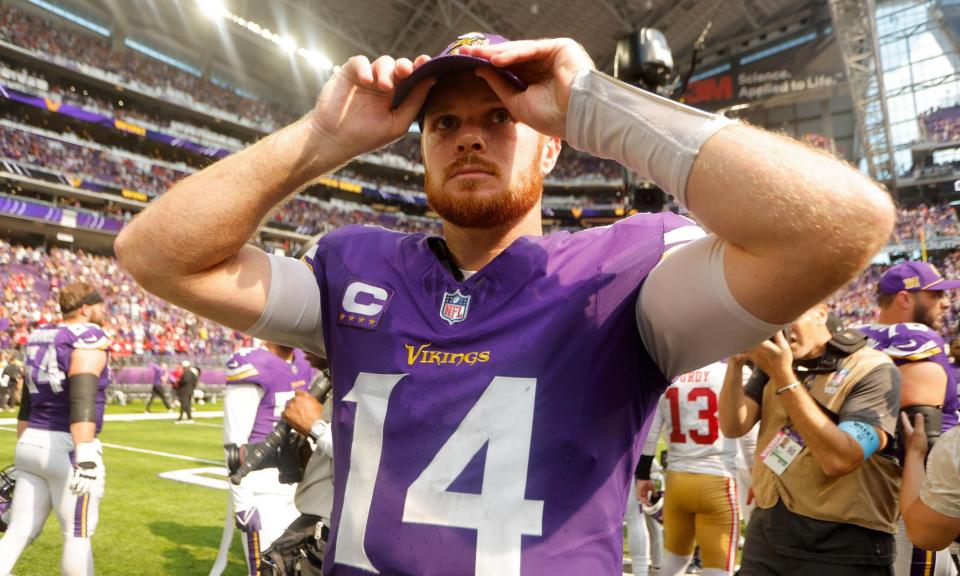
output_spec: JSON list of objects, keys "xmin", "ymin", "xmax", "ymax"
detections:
[{"xmin": 455, "ymin": 130, "xmax": 485, "ymax": 154}]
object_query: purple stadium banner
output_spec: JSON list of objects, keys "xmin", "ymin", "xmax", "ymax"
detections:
[
  {"xmin": 0, "ymin": 193, "xmax": 124, "ymax": 232},
  {"xmin": 115, "ymin": 367, "xmax": 226, "ymax": 385},
  {"xmin": 0, "ymin": 83, "xmax": 230, "ymax": 159}
]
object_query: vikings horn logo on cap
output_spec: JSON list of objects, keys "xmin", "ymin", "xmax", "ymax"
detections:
[
  {"xmin": 391, "ymin": 32, "xmax": 527, "ymax": 113},
  {"xmin": 447, "ymin": 32, "xmax": 491, "ymax": 55}
]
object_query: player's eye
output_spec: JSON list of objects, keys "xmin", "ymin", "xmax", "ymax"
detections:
[
  {"xmin": 491, "ymin": 109, "xmax": 512, "ymax": 124},
  {"xmin": 435, "ymin": 115, "xmax": 459, "ymax": 131}
]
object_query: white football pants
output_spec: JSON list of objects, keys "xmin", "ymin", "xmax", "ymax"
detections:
[{"xmin": 0, "ymin": 428, "xmax": 103, "ymax": 576}]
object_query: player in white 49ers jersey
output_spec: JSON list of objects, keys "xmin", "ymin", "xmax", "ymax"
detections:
[{"xmin": 636, "ymin": 361, "xmax": 740, "ymax": 576}]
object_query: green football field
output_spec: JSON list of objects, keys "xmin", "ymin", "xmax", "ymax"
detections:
[{"xmin": 0, "ymin": 401, "xmax": 251, "ymax": 575}]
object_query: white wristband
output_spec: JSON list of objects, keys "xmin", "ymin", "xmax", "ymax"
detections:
[{"xmin": 565, "ymin": 69, "xmax": 735, "ymax": 207}]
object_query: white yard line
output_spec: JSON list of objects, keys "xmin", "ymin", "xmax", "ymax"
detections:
[
  {"xmin": 0, "ymin": 426, "xmax": 221, "ymax": 465},
  {"xmin": 158, "ymin": 467, "xmax": 231, "ymax": 490},
  {"xmin": 0, "ymin": 410, "xmax": 223, "ymax": 426},
  {"xmin": 99, "ymin": 442, "xmax": 222, "ymax": 465}
]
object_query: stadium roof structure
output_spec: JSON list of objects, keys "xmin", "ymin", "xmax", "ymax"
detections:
[{"xmin": 45, "ymin": 0, "xmax": 819, "ymax": 109}]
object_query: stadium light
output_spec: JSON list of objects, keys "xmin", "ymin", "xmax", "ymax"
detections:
[
  {"xmin": 279, "ymin": 35, "xmax": 297, "ymax": 54},
  {"xmin": 196, "ymin": 0, "xmax": 226, "ymax": 20},
  {"xmin": 298, "ymin": 48, "xmax": 333, "ymax": 71},
  {"xmin": 190, "ymin": 0, "xmax": 334, "ymax": 75}
]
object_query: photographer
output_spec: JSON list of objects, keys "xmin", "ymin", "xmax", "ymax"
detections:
[{"xmin": 718, "ymin": 303, "xmax": 902, "ymax": 574}]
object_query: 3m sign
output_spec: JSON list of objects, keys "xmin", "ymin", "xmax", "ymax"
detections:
[{"xmin": 683, "ymin": 75, "xmax": 734, "ymax": 106}]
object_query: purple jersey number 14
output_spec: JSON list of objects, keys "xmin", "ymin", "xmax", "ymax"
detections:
[{"xmin": 336, "ymin": 372, "xmax": 543, "ymax": 576}]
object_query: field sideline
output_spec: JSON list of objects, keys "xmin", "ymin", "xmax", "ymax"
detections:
[{"xmin": 0, "ymin": 402, "xmax": 250, "ymax": 575}]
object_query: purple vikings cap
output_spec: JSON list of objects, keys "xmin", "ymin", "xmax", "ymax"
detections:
[
  {"xmin": 878, "ymin": 261, "xmax": 960, "ymax": 294},
  {"xmin": 391, "ymin": 32, "xmax": 527, "ymax": 111}
]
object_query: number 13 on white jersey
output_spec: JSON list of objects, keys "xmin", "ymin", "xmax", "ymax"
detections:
[{"xmin": 336, "ymin": 372, "xmax": 544, "ymax": 575}]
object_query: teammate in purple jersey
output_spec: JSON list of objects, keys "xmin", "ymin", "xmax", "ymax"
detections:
[
  {"xmin": 118, "ymin": 31, "xmax": 894, "ymax": 575},
  {"xmin": 0, "ymin": 282, "xmax": 111, "ymax": 576},
  {"xmin": 860, "ymin": 261, "xmax": 960, "ymax": 434},
  {"xmin": 223, "ymin": 342, "xmax": 314, "ymax": 575},
  {"xmin": 859, "ymin": 261, "xmax": 960, "ymax": 576}
]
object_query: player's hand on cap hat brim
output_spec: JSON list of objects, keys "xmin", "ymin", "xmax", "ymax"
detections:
[
  {"xmin": 456, "ymin": 38, "xmax": 595, "ymax": 139},
  {"xmin": 309, "ymin": 53, "xmax": 435, "ymax": 160}
]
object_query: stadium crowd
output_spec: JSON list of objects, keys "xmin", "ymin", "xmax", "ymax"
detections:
[
  {"xmin": 0, "ymin": 4, "xmax": 296, "ymax": 132},
  {"xmin": 0, "ymin": 60, "xmax": 247, "ymax": 153},
  {"xmin": 891, "ymin": 201, "xmax": 960, "ymax": 242},
  {"xmin": 0, "ymin": 120, "xmax": 189, "ymax": 199},
  {"xmin": 0, "ymin": 238, "xmax": 240, "ymax": 359},
  {"xmin": 920, "ymin": 105, "xmax": 960, "ymax": 144}
]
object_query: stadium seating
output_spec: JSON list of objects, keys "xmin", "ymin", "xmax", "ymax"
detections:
[
  {"xmin": 1, "ymin": 238, "xmax": 241, "ymax": 360},
  {"xmin": 891, "ymin": 202, "xmax": 960, "ymax": 243},
  {"xmin": 0, "ymin": 4, "xmax": 295, "ymax": 132},
  {"xmin": 0, "ymin": 60, "xmax": 246, "ymax": 154},
  {"xmin": 920, "ymin": 105, "xmax": 960, "ymax": 144}
]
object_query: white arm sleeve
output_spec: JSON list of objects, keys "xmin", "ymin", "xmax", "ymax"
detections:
[
  {"xmin": 246, "ymin": 253, "xmax": 325, "ymax": 356},
  {"xmin": 566, "ymin": 69, "xmax": 733, "ymax": 206},
  {"xmin": 222, "ymin": 384, "xmax": 264, "ymax": 446},
  {"xmin": 641, "ymin": 399, "xmax": 664, "ymax": 456},
  {"xmin": 637, "ymin": 235, "xmax": 783, "ymax": 379}
]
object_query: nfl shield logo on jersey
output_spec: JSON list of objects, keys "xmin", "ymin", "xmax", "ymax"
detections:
[{"xmin": 440, "ymin": 290, "xmax": 471, "ymax": 325}]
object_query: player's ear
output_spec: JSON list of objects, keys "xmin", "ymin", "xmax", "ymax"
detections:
[
  {"xmin": 896, "ymin": 290, "xmax": 913, "ymax": 310},
  {"xmin": 539, "ymin": 136, "xmax": 562, "ymax": 175}
]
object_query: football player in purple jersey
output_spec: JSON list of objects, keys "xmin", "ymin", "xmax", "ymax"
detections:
[
  {"xmin": 117, "ymin": 32, "xmax": 894, "ymax": 575},
  {"xmin": 862, "ymin": 262, "xmax": 960, "ymax": 436},
  {"xmin": 0, "ymin": 283, "xmax": 111, "ymax": 576},
  {"xmin": 222, "ymin": 342, "xmax": 314, "ymax": 575},
  {"xmin": 859, "ymin": 261, "xmax": 960, "ymax": 576}
]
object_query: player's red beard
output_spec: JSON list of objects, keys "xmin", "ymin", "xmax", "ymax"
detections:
[{"xmin": 425, "ymin": 148, "xmax": 543, "ymax": 229}]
